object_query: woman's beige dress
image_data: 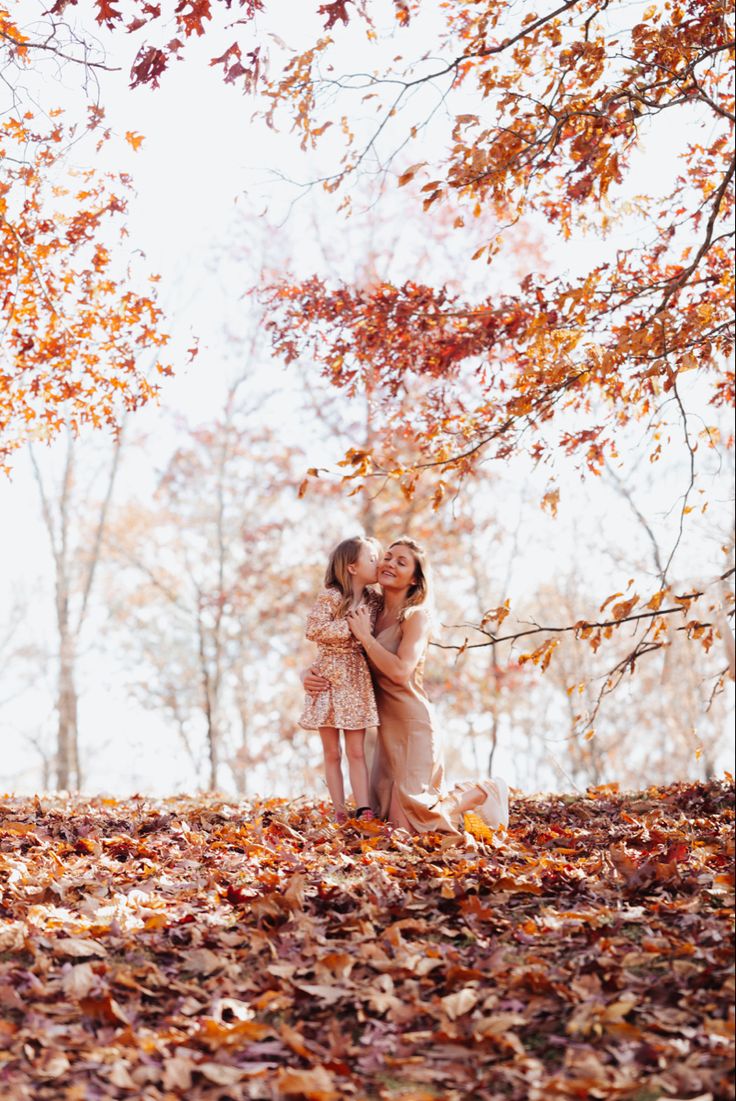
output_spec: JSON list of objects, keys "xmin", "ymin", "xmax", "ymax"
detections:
[{"xmin": 367, "ymin": 620, "xmax": 465, "ymax": 836}]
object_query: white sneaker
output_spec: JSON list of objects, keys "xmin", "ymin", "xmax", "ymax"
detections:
[{"xmin": 476, "ymin": 778, "xmax": 509, "ymax": 829}]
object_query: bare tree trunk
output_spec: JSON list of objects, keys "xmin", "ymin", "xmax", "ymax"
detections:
[
  {"xmin": 359, "ymin": 373, "xmax": 379, "ymax": 537},
  {"xmin": 715, "ymin": 595, "xmax": 735, "ymax": 681},
  {"xmin": 32, "ymin": 436, "xmax": 81, "ymax": 790},
  {"xmin": 197, "ymin": 619, "xmax": 219, "ymax": 791},
  {"xmin": 233, "ymin": 692, "xmax": 249, "ymax": 797},
  {"xmin": 207, "ymin": 715, "xmax": 219, "ymax": 791},
  {"xmin": 466, "ymin": 524, "xmax": 517, "ymax": 778},
  {"xmin": 57, "ymin": 628, "xmax": 80, "ymax": 790},
  {"xmin": 27, "ymin": 734, "xmax": 53, "ymax": 791},
  {"xmin": 209, "ymin": 424, "xmax": 231, "ymax": 791},
  {"xmin": 203, "ymin": 682, "xmax": 220, "ymax": 791},
  {"xmin": 30, "ymin": 427, "xmax": 125, "ymax": 792},
  {"xmin": 482, "ymin": 622, "xmax": 502, "ymax": 777}
]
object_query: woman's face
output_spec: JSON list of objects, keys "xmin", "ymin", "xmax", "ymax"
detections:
[{"xmin": 378, "ymin": 544, "xmax": 417, "ymax": 591}]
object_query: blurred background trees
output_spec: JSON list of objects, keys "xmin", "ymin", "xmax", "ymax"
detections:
[{"xmin": 1, "ymin": 0, "xmax": 733, "ymax": 796}]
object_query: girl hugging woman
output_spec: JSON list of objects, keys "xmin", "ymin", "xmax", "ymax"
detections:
[{"xmin": 299, "ymin": 536, "xmax": 382, "ymax": 823}]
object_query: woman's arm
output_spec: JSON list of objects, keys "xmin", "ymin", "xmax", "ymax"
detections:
[
  {"xmin": 305, "ymin": 590, "xmax": 353, "ymax": 646},
  {"xmin": 349, "ymin": 606, "xmax": 430, "ymax": 686},
  {"xmin": 302, "ymin": 665, "xmax": 330, "ymax": 693}
]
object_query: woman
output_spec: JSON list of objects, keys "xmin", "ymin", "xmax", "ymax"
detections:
[{"xmin": 304, "ymin": 536, "xmax": 508, "ymax": 838}]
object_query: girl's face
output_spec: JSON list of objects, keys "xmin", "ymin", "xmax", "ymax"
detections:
[
  {"xmin": 349, "ymin": 541, "xmax": 381, "ymax": 586},
  {"xmin": 377, "ymin": 544, "xmax": 417, "ymax": 591}
]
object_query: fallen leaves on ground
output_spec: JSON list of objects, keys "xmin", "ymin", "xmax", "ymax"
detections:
[{"xmin": 0, "ymin": 780, "xmax": 733, "ymax": 1100}]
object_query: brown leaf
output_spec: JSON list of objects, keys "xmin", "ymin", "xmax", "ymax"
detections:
[
  {"xmin": 281, "ymin": 872, "xmax": 308, "ymax": 909},
  {"xmin": 296, "ymin": 983, "xmax": 351, "ymax": 1004},
  {"xmin": 611, "ymin": 594, "xmax": 639, "ymax": 620},
  {"xmin": 397, "ymin": 162, "xmax": 426, "ymax": 186},
  {"xmin": 162, "ymin": 1056, "xmax": 194, "ymax": 1090},
  {"xmin": 278, "ymin": 1022, "xmax": 310, "ymax": 1058},
  {"xmin": 276, "ymin": 1065, "xmax": 340, "ymax": 1100},
  {"xmin": 185, "ymin": 947, "xmax": 222, "ymax": 974},
  {"xmin": 108, "ymin": 1062, "xmax": 137, "ymax": 1088},
  {"xmin": 36, "ymin": 1053, "xmax": 71, "ymax": 1079},
  {"xmin": 79, "ymin": 994, "xmax": 129, "ymax": 1025},
  {"xmin": 199, "ymin": 1062, "xmax": 246, "ymax": 1085},
  {"xmin": 441, "ymin": 987, "xmax": 479, "ymax": 1019},
  {"xmin": 62, "ymin": 962, "xmax": 98, "ymax": 1000},
  {"xmin": 0, "ymin": 922, "xmax": 25, "ymax": 952},
  {"xmin": 56, "ymin": 937, "xmax": 107, "ymax": 958}
]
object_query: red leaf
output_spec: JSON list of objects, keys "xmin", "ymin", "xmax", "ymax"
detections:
[
  {"xmin": 318, "ymin": 0, "xmax": 353, "ymax": 30},
  {"xmin": 130, "ymin": 45, "xmax": 169, "ymax": 89}
]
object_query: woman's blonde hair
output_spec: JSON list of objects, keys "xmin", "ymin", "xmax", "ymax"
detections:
[
  {"xmin": 325, "ymin": 536, "xmax": 380, "ymax": 616},
  {"xmin": 388, "ymin": 536, "xmax": 432, "ymax": 622}
]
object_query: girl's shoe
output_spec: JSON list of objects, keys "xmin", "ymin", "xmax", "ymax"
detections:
[{"xmin": 355, "ymin": 805, "xmax": 375, "ymax": 821}]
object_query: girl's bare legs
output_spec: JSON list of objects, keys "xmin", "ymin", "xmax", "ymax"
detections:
[
  {"xmin": 343, "ymin": 729, "xmax": 370, "ymax": 810},
  {"xmin": 319, "ymin": 728, "xmax": 345, "ymax": 817}
]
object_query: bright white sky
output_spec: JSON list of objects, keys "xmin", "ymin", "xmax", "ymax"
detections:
[{"xmin": 1, "ymin": 0, "xmax": 733, "ymax": 795}]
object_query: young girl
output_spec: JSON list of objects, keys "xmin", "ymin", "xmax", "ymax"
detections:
[{"xmin": 299, "ymin": 536, "xmax": 382, "ymax": 823}]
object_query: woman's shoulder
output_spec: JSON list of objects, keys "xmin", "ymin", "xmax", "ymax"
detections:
[{"xmin": 401, "ymin": 605, "xmax": 431, "ymax": 635}]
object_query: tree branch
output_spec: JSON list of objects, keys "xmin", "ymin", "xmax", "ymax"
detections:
[{"xmin": 431, "ymin": 568, "xmax": 736, "ymax": 652}]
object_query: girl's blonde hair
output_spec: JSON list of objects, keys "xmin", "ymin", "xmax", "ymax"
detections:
[
  {"xmin": 325, "ymin": 536, "xmax": 380, "ymax": 616},
  {"xmin": 388, "ymin": 536, "xmax": 432, "ymax": 622}
]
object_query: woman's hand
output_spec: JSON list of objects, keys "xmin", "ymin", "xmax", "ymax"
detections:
[
  {"xmin": 347, "ymin": 605, "xmax": 373, "ymax": 645},
  {"xmin": 303, "ymin": 665, "xmax": 330, "ymax": 695}
]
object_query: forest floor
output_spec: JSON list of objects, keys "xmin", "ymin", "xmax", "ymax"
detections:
[{"xmin": 0, "ymin": 780, "xmax": 733, "ymax": 1101}]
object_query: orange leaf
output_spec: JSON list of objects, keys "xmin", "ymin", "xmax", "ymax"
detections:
[
  {"xmin": 397, "ymin": 162, "xmax": 425, "ymax": 186},
  {"xmin": 611, "ymin": 595, "xmax": 639, "ymax": 620},
  {"xmin": 276, "ymin": 1065, "xmax": 340, "ymax": 1100}
]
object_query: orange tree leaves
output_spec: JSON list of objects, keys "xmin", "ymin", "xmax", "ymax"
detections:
[
  {"xmin": 255, "ymin": 0, "xmax": 734, "ymax": 481},
  {"xmin": 264, "ymin": 275, "xmax": 619, "ymax": 478},
  {"xmin": 0, "ymin": 782, "xmax": 733, "ymax": 1099},
  {"xmin": 0, "ymin": 101, "xmax": 169, "ymax": 469},
  {"xmin": 23, "ymin": 1, "xmax": 732, "ymax": 481},
  {"xmin": 12, "ymin": 2, "xmax": 731, "ymax": 686},
  {"xmin": 250, "ymin": 0, "xmax": 734, "ymax": 687}
]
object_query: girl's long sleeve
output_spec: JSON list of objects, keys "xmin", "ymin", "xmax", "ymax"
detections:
[{"xmin": 305, "ymin": 590, "xmax": 354, "ymax": 646}]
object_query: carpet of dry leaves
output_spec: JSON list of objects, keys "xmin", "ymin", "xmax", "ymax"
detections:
[{"xmin": 0, "ymin": 780, "xmax": 733, "ymax": 1101}]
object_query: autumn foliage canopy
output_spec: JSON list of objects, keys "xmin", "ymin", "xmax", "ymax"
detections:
[
  {"xmin": 260, "ymin": 0, "xmax": 734, "ymax": 487},
  {"xmin": 3, "ymin": 0, "xmax": 733, "ymax": 480},
  {"xmin": 0, "ymin": 7, "xmax": 173, "ymax": 470},
  {"xmin": 1, "ymin": 0, "xmax": 734, "ymax": 695}
]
